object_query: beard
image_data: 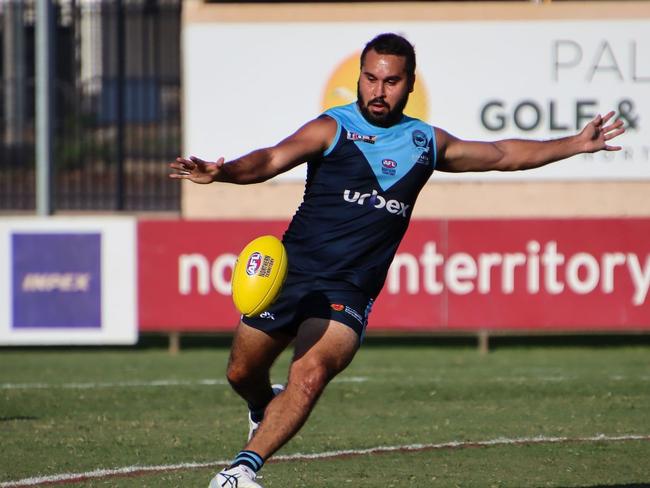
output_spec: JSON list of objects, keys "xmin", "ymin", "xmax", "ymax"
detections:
[{"xmin": 356, "ymin": 83, "xmax": 410, "ymax": 128}]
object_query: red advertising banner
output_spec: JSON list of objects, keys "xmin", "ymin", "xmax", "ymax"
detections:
[
  {"xmin": 138, "ymin": 219, "xmax": 650, "ymax": 332},
  {"xmin": 138, "ymin": 220, "xmax": 289, "ymax": 331}
]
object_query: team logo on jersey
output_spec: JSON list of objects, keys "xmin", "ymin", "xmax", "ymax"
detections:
[
  {"xmin": 412, "ymin": 130, "xmax": 428, "ymax": 148},
  {"xmin": 346, "ymin": 130, "xmax": 376, "ymax": 144},
  {"xmin": 343, "ymin": 189, "xmax": 410, "ymax": 217},
  {"xmin": 381, "ymin": 159, "xmax": 397, "ymax": 176}
]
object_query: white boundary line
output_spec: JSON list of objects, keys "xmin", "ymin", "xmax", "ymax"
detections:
[
  {"xmin": 2, "ymin": 434, "xmax": 649, "ymax": 487},
  {"xmin": 0, "ymin": 376, "xmax": 368, "ymax": 390},
  {"xmin": 4, "ymin": 375, "xmax": 649, "ymax": 390},
  {"xmin": 0, "ymin": 379, "xmax": 228, "ymax": 390}
]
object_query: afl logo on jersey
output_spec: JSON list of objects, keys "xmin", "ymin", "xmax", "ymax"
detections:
[
  {"xmin": 246, "ymin": 252, "xmax": 263, "ymax": 276},
  {"xmin": 412, "ymin": 130, "xmax": 428, "ymax": 148},
  {"xmin": 382, "ymin": 159, "xmax": 397, "ymax": 176}
]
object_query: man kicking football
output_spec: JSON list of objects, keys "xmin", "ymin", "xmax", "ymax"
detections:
[{"xmin": 169, "ymin": 33, "xmax": 625, "ymax": 488}]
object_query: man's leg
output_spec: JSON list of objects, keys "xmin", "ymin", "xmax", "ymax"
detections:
[
  {"xmin": 209, "ymin": 322, "xmax": 293, "ymax": 488},
  {"xmin": 226, "ymin": 321, "xmax": 293, "ymax": 414},
  {"xmin": 244, "ymin": 317, "xmax": 360, "ymax": 459}
]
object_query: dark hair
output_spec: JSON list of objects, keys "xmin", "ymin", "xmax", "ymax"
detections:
[{"xmin": 360, "ymin": 33, "xmax": 416, "ymax": 82}]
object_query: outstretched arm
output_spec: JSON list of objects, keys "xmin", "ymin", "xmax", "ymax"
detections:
[
  {"xmin": 169, "ymin": 116, "xmax": 337, "ymax": 184},
  {"xmin": 435, "ymin": 111, "xmax": 625, "ymax": 173}
]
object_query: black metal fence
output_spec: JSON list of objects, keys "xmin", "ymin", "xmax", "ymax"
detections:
[{"xmin": 0, "ymin": 0, "xmax": 181, "ymax": 212}]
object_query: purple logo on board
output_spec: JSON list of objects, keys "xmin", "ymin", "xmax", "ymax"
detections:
[{"xmin": 12, "ymin": 233, "xmax": 102, "ymax": 328}]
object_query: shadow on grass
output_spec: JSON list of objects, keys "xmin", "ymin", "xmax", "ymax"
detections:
[
  {"xmin": 557, "ymin": 484, "xmax": 650, "ymax": 488},
  {"xmin": 138, "ymin": 332, "xmax": 650, "ymax": 350},
  {"xmin": 3, "ymin": 332, "xmax": 650, "ymax": 352},
  {"xmin": 0, "ymin": 416, "xmax": 39, "ymax": 422}
]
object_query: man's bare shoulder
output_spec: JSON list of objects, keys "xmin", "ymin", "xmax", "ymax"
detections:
[
  {"xmin": 309, "ymin": 114, "xmax": 339, "ymax": 133},
  {"xmin": 433, "ymin": 126, "xmax": 454, "ymax": 148},
  {"xmin": 284, "ymin": 115, "xmax": 339, "ymax": 151}
]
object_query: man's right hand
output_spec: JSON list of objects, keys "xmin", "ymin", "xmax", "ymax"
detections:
[{"xmin": 169, "ymin": 156, "xmax": 224, "ymax": 184}]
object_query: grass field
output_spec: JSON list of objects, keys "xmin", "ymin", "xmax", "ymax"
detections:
[{"xmin": 1, "ymin": 337, "xmax": 650, "ymax": 487}]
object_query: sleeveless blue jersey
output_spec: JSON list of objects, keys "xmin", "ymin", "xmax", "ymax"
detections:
[{"xmin": 282, "ymin": 102, "xmax": 437, "ymax": 298}]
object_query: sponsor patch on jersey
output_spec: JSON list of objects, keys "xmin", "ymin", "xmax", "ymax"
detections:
[
  {"xmin": 343, "ymin": 189, "xmax": 410, "ymax": 217},
  {"xmin": 412, "ymin": 130, "xmax": 428, "ymax": 147},
  {"xmin": 246, "ymin": 252, "xmax": 263, "ymax": 276},
  {"xmin": 381, "ymin": 158, "xmax": 397, "ymax": 176},
  {"xmin": 416, "ymin": 150, "xmax": 430, "ymax": 165},
  {"xmin": 346, "ymin": 130, "xmax": 376, "ymax": 144}
]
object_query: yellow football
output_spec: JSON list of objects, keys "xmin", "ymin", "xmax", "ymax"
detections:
[{"xmin": 232, "ymin": 235, "xmax": 288, "ymax": 317}]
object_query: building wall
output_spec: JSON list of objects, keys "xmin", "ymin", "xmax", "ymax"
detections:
[{"xmin": 181, "ymin": 1, "xmax": 650, "ymax": 220}]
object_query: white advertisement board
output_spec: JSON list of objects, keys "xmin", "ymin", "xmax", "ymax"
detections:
[
  {"xmin": 0, "ymin": 218, "xmax": 137, "ymax": 345},
  {"xmin": 184, "ymin": 20, "xmax": 649, "ymax": 181}
]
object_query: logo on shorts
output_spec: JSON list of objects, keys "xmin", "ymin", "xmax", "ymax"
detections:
[
  {"xmin": 246, "ymin": 252, "xmax": 262, "ymax": 276},
  {"xmin": 381, "ymin": 159, "xmax": 397, "ymax": 176},
  {"xmin": 343, "ymin": 306, "xmax": 364, "ymax": 325},
  {"xmin": 259, "ymin": 311, "xmax": 275, "ymax": 320},
  {"xmin": 330, "ymin": 303, "xmax": 363, "ymax": 325}
]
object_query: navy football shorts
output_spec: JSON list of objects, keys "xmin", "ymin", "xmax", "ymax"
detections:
[{"xmin": 241, "ymin": 275, "xmax": 374, "ymax": 340}]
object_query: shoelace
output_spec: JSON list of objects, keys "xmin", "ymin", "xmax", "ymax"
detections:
[{"xmin": 219, "ymin": 472, "xmax": 240, "ymax": 488}]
